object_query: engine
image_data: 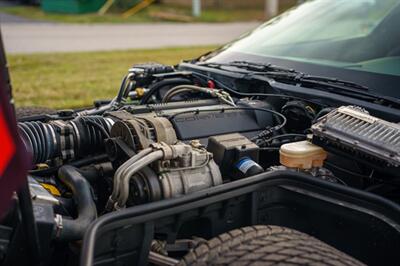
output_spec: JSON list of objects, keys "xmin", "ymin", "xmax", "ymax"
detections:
[
  {"xmin": 102, "ymin": 98, "xmax": 273, "ymax": 208},
  {"xmin": 15, "ymin": 64, "xmax": 400, "ymax": 246}
]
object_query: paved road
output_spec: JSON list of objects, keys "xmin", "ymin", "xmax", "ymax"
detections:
[
  {"xmin": 0, "ymin": 20, "xmax": 260, "ymax": 54},
  {"xmin": 0, "ymin": 12, "xmax": 38, "ymax": 23}
]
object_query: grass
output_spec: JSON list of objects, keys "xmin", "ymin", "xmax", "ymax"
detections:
[
  {"xmin": 0, "ymin": 4, "xmax": 267, "ymax": 23},
  {"xmin": 8, "ymin": 46, "xmax": 217, "ymax": 109}
]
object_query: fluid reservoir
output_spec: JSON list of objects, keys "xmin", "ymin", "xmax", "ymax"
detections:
[{"xmin": 280, "ymin": 140, "xmax": 327, "ymax": 170}]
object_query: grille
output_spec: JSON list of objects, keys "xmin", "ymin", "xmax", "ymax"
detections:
[{"xmin": 312, "ymin": 106, "xmax": 400, "ymax": 166}]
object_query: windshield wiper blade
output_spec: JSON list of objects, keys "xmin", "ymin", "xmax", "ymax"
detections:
[
  {"xmin": 229, "ymin": 60, "xmax": 298, "ymax": 73},
  {"xmin": 199, "ymin": 60, "xmax": 369, "ymax": 91},
  {"xmin": 300, "ymin": 74, "xmax": 369, "ymax": 91},
  {"xmin": 229, "ymin": 61, "xmax": 370, "ymax": 91},
  {"xmin": 195, "ymin": 60, "xmax": 400, "ymax": 106},
  {"xmin": 198, "ymin": 60, "xmax": 298, "ymax": 75},
  {"xmin": 261, "ymin": 72, "xmax": 400, "ymax": 105}
]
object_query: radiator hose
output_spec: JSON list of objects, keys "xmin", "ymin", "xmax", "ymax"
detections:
[{"xmin": 56, "ymin": 165, "xmax": 97, "ymax": 241}]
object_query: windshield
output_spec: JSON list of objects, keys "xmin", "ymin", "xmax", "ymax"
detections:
[{"xmin": 206, "ymin": 0, "xmax": 400, "ymax": 90}]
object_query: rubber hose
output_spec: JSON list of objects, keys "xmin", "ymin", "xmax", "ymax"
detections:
[
  {"xmin": 139, "ymin": 78, "xmax": 192, "ymax": 104},
  {"xmin": 161, "ymin": 85, "xmax": 210, "ymax": 103},
  {"xmin": 29, "ymin": 154, "xmax": 110, "ymax": 176},
  {"xmin": 77, "ymin": 162, "xmax": 114, "ymax": 184},
  {"xmin": 18, "ymin": 121, "xmax": 58, "ymax": 164},
  {"xmin": 19, "ymin": 116, "xmax": 113, "ymax": 165},
  {"xmin": 57, "ymin": 165, "xmax": 97, "ymax": 241}
]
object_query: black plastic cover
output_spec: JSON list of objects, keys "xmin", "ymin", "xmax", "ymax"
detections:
[
  {"xmin": 170, "ymin": 99, "xmax": 274, "ymax": 141},
  {"xmin": 207, "ymin": 133, "xmax": 259, "ymax": 179}
]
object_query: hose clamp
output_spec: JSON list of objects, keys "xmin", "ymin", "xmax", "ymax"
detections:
[{"xmin": 54, "ymin": 214, "xmax": 63, "ymax": 239}]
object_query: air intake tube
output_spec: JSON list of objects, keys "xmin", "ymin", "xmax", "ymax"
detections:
[{"xmin": 18, "ymin": 116, "xmax": 114, "ymax": 165}]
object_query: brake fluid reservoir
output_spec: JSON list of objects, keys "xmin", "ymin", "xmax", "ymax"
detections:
[{"xmin": 280, "ymin": 140, "xmax": 327, "ymax": 170}]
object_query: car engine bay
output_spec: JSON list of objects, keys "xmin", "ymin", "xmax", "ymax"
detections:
[{"xmin": 9, "ymin": 63, "xmax": 400, "ymax": 265}]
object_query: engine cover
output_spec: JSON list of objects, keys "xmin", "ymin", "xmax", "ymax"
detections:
[{"xmin": 106, "ymin": 98, "xmax": 274, "ymax": 148}]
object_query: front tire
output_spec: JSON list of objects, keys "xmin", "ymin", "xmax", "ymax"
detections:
[{"xmin": 180, "ymin": 225, "xmax": 364, "ymax": 266}]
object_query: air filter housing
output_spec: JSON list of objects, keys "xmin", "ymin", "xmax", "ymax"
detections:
[{"xmin": 311, "ymin": 106, "xmax": 400, "ymax": 167}]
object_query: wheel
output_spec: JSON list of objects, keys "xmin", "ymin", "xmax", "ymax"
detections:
[
  {"xmin": 179, "ymin": 225, "xmax": 364, "ymax": 266},
  {"xmin": 16, "ymin": 106, "xmax": 56, "ymax": 119}
]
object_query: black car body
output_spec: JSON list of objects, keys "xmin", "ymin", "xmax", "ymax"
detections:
[{"xmin": 1, "ymin": 1, "xmax": 400, "ymax": 265}]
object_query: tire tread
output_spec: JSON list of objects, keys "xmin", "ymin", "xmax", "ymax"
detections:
[{"xmin": 179, "ymin": 225, "xmax": 364, "ymax": 266}]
